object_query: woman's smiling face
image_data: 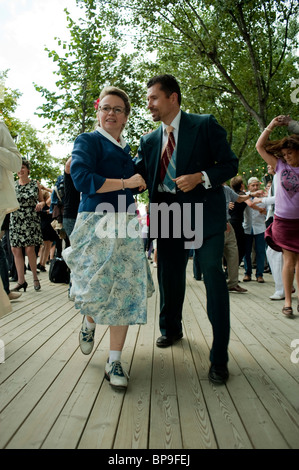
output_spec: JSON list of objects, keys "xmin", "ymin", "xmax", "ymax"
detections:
[
  {"xmin": 281, "ymin": 148, "xmax": 299, "ymax": 167},
  {"xmin": 17, "ymin": 164, "xmax": 30, "ymax": 178},
  {"xmin": 97, "ymin": 94, "xmax": 128, "ymax": 140}
]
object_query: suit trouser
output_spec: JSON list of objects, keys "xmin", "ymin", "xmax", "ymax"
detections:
[
  {"xmin": 223, "ymin": 223, "xmax": 239, "ymax": 289},
  {"xmin": 157, "ymin": 231, "xmax": 230, "ymax": 365},
  {"xmin": 193, "ymin": 248, "xmax": 202, "ymax": 280}
]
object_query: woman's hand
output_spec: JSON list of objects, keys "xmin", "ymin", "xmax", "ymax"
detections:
[
  {"xmin": 125, "ymin": 174, "xmax": 147, "ymax": 191},
  {"xmin": 268, "ymin": 115, "xmax": 290, "ymax": 130},
  {"xmin": 35, "ymin": 201, "xmax": 45, "ymax": 212}
]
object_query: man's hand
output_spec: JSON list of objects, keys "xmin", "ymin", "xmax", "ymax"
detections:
[{"xmin": 173, "ymin": 173, "xmax": 202, "ymax": 192}]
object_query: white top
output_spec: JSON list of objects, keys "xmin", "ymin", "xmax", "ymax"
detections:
[
  {"xmin": 0, "ymin": 122, "xmax": 22, "ymax": 213},
  {"xmin": 96, "ymin": 126, "xmax": 127, "ymax": 149}
]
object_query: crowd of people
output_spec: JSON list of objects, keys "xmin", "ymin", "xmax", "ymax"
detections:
[
  {"xmin": 1, "ymin": 75, "xmax": 298, "ymax": 391},
  {"xmin": 0, "ymin": 142, "xmax": 80, "ymax": 306}
]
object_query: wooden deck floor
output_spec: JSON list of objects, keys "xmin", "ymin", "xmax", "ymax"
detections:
[{"xmin": 1, "ymin": 261, "xmax": 299, "ymax": 450}]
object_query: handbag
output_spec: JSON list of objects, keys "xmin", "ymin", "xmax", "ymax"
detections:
[
  {"xmin": 51, "ymin": 219, "xmax": 63, "ymax": 231},
  {"xmin": 49, "ymin": 257, "xmax": 70, "ymax": 284}
]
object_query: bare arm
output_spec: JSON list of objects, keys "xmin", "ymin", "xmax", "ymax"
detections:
[
  {"xmin": 96, "ymin": 173, "xmax": 147, "ymax": 193},
  {"xmin": 255, "ymin": 116, "xmax": 287, "ymax": 169},
  {"xmin": 65, "ymin": 157, "xmax": 72, "ymax": 174}
]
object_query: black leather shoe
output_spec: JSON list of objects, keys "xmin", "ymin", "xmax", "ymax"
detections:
[
  {"xmin": 208, "ymin": 364, "xmax": 229, "ymax": 385},
  {"xmin": 156, "ymin": 332, "xmax": 183, "ymax": 348}
]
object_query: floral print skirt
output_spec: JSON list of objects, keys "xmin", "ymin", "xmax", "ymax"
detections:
[{"xmin": 62, "ymin": 212, "xmax": 155, "ymax": 325}]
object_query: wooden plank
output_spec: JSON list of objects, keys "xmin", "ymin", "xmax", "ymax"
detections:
[
  {"xmin": 200, "ymin": 379, "xmax": 253, "ymax": 449},
  {"xmin": 172, "ymin": 339, "xmax": 217, "ymax": 449},
  {"xmin": 0, "ymin": 308, "xmax": 80, "ymax": 412},
  {"xmin": 6, "ymin": 324, "xmax": 108, "ymax": 449},
  {"xmin": 41, "ymin": 330, "xmax": 110, "ymax": 449},
  {"xmin": 0, "ymin": 332, "xmax": 79, "ymax": 447},
  {"xmin": 229, "ymin": 340, "xmax": 299, "ymax": 449},
  {"xmin": 231, "ymin": 309, "xmax": 299, "ymax": 412},
  {"xmin": 77, "ymin": 324, "xmax": 141, "ymax": 449},
  {"xmin": 1, "ymin": 263, "xmax": 299, "ymax": 449},
  {"xmin": 225, "ymin": 355, "xmax": 290, "ymax": 449},
  {"xmin": 113, "ymin": 289, "xmax": 157, "ymax": 449},
  {"xmin": 0, "ymin": 302, "xmax": 77, "ymax": 384},
  {"xmin": 148, "ymin": 294, "xmax": 182, "ymax": 449}
]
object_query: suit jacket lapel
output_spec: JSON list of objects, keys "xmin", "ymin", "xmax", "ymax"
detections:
[
  {"xmin": 147, "ymin": 126, "xmax": 163, "ymax": 193},
  {"xmin": 176, "ymin": 111, "xmax": 199, "ymax": 176}
]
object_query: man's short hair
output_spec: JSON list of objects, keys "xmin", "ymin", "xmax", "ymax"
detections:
[
  {"xmin": 247, "ymin": 177, "xmax": 260, "ymax": 185},
  {"xmin": 230, "ymin": 175, "xmax": 243, "ymax": 193},
  {"xmin": 147, "ymin": 74, "xmax": 182, "ymax": 105}
]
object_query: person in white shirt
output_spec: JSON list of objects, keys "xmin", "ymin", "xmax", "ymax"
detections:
[
  {"xmin": 254, "ymin": 166, "xmax": 285, "ymax": 300},
  {"xmin": 243, "ymin": 177, "xmax": 267, "ymax": 283}
]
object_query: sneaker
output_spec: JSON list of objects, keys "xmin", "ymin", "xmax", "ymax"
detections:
[
  {"xmin": 270, "ymin": 292, "xmax": 285, "ymax": 300},
  {"xmin": 105, "ymin": 360, "xmax": 129, "ymax": 389},
  {"xmin": 79, "ymin": 317, "xmax": 95, "ymax": 355}
]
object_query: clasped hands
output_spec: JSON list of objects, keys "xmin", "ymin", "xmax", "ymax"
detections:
[{"xmin": 128, "ymin": 172, "xmax": 203, "ymax": 193}]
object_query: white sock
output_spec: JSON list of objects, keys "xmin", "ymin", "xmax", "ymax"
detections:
[
  {"xmin": 85, "ymin": 317, "xmax": 96, "ymax": 330},
  {"xmin": 109, "ymin": 350, "xmax": 122, "ymax": 364}
]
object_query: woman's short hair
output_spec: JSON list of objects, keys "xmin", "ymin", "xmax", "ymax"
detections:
[
  {"xmin": 22, "ymin": 159, "xmax": 30, "ymax": 172},
  {"xmin": 99, "ymin": 86, "xmax": 131, "ymax": 116}
]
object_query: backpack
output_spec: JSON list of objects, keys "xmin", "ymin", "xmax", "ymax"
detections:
[
  {"xmin": 49, "ymin": 257, "xmax": 70, "ymax": 284},
  {"xmin": 55, "ymin": 174, "xmax": 65, "ymax": 204}
]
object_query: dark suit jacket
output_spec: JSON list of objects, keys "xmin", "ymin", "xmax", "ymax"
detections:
[{"xmin": 135, "ymin": 111, "xmax": 239, "ymax": 239}]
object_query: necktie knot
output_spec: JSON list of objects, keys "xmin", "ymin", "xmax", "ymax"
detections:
[{"xmin": 166, "ymin": 125, "xmax": 174, "ymax": 135}]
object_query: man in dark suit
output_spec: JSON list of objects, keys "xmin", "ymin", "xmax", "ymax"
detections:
[{"xmin": 135, "ymin": 75, "xmax": 238, "ymax": 384}]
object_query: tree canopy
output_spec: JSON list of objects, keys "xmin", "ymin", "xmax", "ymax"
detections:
[
  {"xmin": 33, "ymin": 0, "xmax": 299, "ymax": 183},
  {"xmin": 76, "ymin": 0, "xmax": 299, "ymax": 179},
  {"xmin": 33, "ymin": 7, "xmax": 154, "ymax": 153}
]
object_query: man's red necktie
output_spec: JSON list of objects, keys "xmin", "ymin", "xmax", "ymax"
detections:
[{"xmin": 160, "ymin": 125, "xmax": 175, "ymax": 182}]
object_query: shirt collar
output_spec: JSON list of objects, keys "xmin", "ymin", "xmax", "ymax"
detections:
[
  {"xmin": 96, "ymin": 126, "xmax": 127, "ymax": 149},
  {"xmin": 162, "ymin": 110, "xmax": 181, "ymax": 134}
]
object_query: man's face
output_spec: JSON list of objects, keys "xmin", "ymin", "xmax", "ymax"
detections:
[
  {"xmin": 248, "ymin": 181, "xmax": 260, "ymax": 192},
  {"xmin": 147, "ymin": 83, "xmax": 174, "ymax": 123}
]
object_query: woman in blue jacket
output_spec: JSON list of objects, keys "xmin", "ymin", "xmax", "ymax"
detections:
[{"xmin": 63, "ymin": 86, "xmax": 154, "ymax": 390}]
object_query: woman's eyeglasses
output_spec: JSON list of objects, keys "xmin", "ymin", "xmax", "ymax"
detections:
[{"xmin": 99, "ymin": 105, "xmax": 125, "ymax": 115}]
